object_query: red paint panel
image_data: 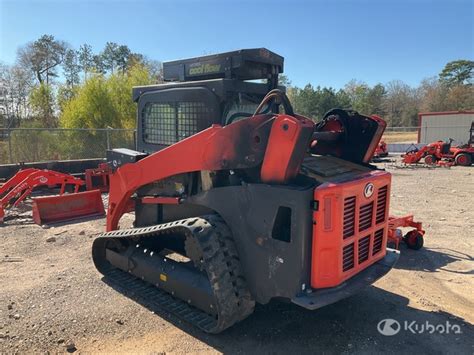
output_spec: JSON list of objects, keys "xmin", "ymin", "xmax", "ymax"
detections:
[
  {"xmin": 311, "ymin": 170, "xmax": 391, "ymax": 289},
  {"xmin": 260, "ymin": 114, "xmax": 314, "ymax": 183},
  {"xmin": 363, "ymin": 115, "xmax": 387, "ymax": 163}
]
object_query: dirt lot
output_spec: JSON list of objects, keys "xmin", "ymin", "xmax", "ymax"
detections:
[{"xmin": 1, "ymin": 158, "xmax": 473, "ymax": 354}]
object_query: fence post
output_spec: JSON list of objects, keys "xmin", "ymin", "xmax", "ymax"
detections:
[
  {"xmin": 7, "ymin": 126, "xmax": 13, "ymax": 163},
  {"xmin": 106, "ymin": 128, "xmax": 111, "ymax": 150}
]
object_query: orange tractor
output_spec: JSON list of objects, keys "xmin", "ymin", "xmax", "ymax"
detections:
[{"xmin": 403, "ymin": 123, "xmax": 474, "ymax": 166}]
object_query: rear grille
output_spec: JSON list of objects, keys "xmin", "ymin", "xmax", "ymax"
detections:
[
  {"xmin": 373, "ymin": 228, "xmax": 384, "ymax": 255},
  {"xmin": 339, "ymin": 183, "xmax": 388, "ymax": 275},
  {"xmin": 343, "ymin": 197, "xmax": 356, "ymax": 238},
  {"xmin": 376, "ymin": 186, "xmax": 388, "ymax": 224},
  {"xmin": 358, "ymin": 235, "xmax": 370, "ymax": 263},
  {"xmin": 359, "ymin": 202, "xmax": 374, "ymax": 232},
  {"xmin": 343, "ymin": 243, "xmax": 355, "ymax": 271},
  {"xmin": 312, "ymin": 174, "xmax": 391, "ymax": 289}
]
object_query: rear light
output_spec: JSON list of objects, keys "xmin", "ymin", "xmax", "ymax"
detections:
[{"xmin": 324, "ymin": 197, "xmax": 332, "ymax": 230}]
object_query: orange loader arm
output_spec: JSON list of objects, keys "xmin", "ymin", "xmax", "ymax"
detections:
[{"xmin": 106, "ymin": 114, "xmax": 314, "ymax": 231}]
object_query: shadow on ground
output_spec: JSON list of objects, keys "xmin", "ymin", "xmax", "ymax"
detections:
[
  {"xmin": 102, "ymin": 276, "xmax": 473, "ymax": 353},
  {"xmin": 394, "ymin": 244, "xmax": 473, "ymax": 275}
]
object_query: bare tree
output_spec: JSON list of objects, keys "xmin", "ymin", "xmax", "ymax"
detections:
[
  {"xmin": 383, "ymin": 80, "xmax": 420, "ymax": 126},
  {"xmin": 0, "ymin": 63, "xmax": 34, "ymax": 124},
  {"xmin": 17, "ymin": 34, "xmax": 68, "ymax": 85}
]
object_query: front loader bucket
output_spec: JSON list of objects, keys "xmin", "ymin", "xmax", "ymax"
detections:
[{"xmin": 32, "ymin": 190, "xmax": 105, "ymax": 225}]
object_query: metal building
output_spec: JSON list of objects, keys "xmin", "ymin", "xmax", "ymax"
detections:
[{"xmin": 418, "ymin": 111, "xmax": 474, "ymax": 144}]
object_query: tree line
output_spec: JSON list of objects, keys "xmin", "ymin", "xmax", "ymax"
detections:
[
  {"xmin": 0, "ymin": 34, "xmax": 473, "ymax": 130},
  {"xmin": 0, "ymin": 34, "xmax": 160, "ymax": 129},
  {"xmin": 286, "ymin": 59, "xmax": 473, "ymax": 127}
]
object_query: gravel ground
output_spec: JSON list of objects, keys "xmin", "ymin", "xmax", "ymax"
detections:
[{"xmin": 0, "ymin": 158, "xmax": 473, "ymax": 354}]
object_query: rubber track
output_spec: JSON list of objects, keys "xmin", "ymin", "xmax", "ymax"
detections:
[{"xmin": 92, "ymin": 215, "xmax": 255, "ymax": 333}]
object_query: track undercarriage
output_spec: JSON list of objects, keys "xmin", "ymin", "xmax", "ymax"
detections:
[{"xmin": 92, "ymin": 215, "xmax": 255, "ymax": 333}]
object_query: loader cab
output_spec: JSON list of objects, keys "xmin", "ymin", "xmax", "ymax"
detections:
[{"xmin": 133, "ymin": 48, "xmax": 284, "ymax": 154}]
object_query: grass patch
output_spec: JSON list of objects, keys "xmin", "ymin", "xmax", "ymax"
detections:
[{"xmin": 382, "ymin": 131, "xmax": 418, "ymax": 143}]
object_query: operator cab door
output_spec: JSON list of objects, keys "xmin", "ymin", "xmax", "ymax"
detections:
[{"xmin": 137, "ymin": 87, "xmax": 220, "ymax": 153}]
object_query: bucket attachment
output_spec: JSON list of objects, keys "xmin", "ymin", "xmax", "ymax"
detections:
[
  {"xmin": 32, "ymin": 189, "xmax": 105, "ymax": 225},
  {"xmin": 0, "ymin": 169, "xmax": 85, "ymax": 223}
]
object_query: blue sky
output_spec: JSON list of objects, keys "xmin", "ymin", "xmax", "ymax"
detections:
[{"xmin": 0, "ymin": 0, "xmax": 472, "ymax": 89}]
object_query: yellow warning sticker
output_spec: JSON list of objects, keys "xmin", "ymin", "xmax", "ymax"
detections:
[{"xmin": 160, "ymin": 274, "xmax": 167, "ymax": 282}]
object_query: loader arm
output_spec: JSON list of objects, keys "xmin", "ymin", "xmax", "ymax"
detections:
[
  {"xmin": 402, "ymin": 145, "xmax": 430, "ymax": 164},
  {"xmin": 0, "ymin": 170, "xmax": 84, "ymax": 222},
  {"xmin": 106, "ymin": 113, "xmax": 314, "ymax": 231}
]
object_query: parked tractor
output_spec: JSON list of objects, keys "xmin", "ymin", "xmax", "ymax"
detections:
[
  {"xmin": 402, "ymin": 137, "xmax": 474, "ymax": 166},
  {"xmin": 92, "ymin": 48, "xmax": 399, "ymax": 333}
]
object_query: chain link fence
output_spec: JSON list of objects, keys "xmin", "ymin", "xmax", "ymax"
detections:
[
  {"xmin": 0, "ymin": 125, "xmax": 470, "ymax": 164},
  {"xmin": 0, "ymin": 128, "xmax": 136, "ymax": 164}
]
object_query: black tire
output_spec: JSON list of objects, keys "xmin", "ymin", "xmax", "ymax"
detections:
[
  {"xmin": 454, "ymin": 153, "xmax": 472, "ymax": 166},
  {"xmin": 424, "ymin": 155, "xmax": 436, "ymax": 165},
  {"xmin": 404, "ymin": 231, "xmax": 424, "ymax": 250}
]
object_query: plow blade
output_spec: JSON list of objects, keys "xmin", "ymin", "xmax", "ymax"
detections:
[{"xmin": 32, "ymin": 190, "xmax": 105, "ymax": 225}]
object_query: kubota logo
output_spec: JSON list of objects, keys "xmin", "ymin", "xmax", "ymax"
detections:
[
  {"xmin": 377, "ymin": 319, "xmax": 401, "ymax": 336},
  {"xmin": 364, "ymin": 183, "xmax": 375, "ymax": 198},
  {"xmin": 377, "ymin": 318, "xmax": 462, "ymax": 336}
]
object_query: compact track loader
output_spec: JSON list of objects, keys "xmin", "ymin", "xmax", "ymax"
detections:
[{"xmin": 92, "ymin": 48, "xmax": 399, "ymax": 333}]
